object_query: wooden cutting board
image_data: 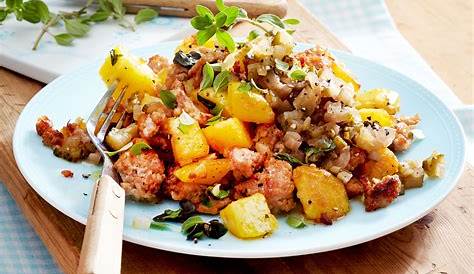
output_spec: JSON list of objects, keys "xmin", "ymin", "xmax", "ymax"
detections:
[{"xmin": 0, "ymin": 0, "xmax": 472, "ymax": 273}]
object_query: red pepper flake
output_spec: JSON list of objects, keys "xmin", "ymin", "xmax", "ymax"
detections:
[{"xmin": 61, "ymin": 170, "xmax": 74, "ymax": 178}]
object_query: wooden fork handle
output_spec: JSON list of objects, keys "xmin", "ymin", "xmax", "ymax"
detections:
[
  {"xmin": 123, "ymin": 0, "xmax": 288, "ymax": 18},
  {"xmin": 77, "ymin": 175, "xmax": 125, "ymax": 274}
]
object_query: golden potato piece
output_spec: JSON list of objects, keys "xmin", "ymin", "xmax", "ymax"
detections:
[
  {"xmin": 174, "ymin": 159, "xmax": 231, "ymax": 185},
  {"xmin": 169, "ymin": 115, "xmax": 209, "ymax": 165},
  {"xmin": 356, "ymin": 88, "xmax": 400, "ymax": 114},
  {"xmin": 362, "ymin": 148, "xmax": 399, "ymax": 179},
  {"xmin": 220, "ymin": 193, "xmax": 278, "ymax": 239},
  {"xmin": 227, "ymin": 81, "xmax": 274, "ymax": 124},
  {"xmin": 359, "ymin": 108, "xmax": 395, "ymax": 127},
  {"xmin": 203, "ymin": 117, "xmax": 252, "ymax": 155}
]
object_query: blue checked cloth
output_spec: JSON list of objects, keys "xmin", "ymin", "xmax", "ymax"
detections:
[{"xmin": 1, "ymin": 1, "xmax": 472, "ymax": 273}]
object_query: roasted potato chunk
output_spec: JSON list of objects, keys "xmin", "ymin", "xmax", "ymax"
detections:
[
  {"xmin": 169, "ymin": 113, "xmax": 209, "ymax": 165},
  {"xmin": 422, "ymin": 151, "xmax": 445, "ymax": 178},
  {"xmin": 362, "ymin": 148, "xmax": 399, "ymax": 179},
  {"xmin": 356, "ymin": 88, "xmax": 400, "ymax": 114},
  {"xmin": 105, "ymin": 124, "xmax": 138, "ymax": 151},
  {"xmin": 359, "ymin": 108, "xmax": 395, "ymax": 127},
  {"xmin": 293, "ymin": 166, "xmax": 350, "ymax": 224},
  {"xmin": 173, "ymin": 159, "xmax": 231, "ymax": 185},
  {"xmin": 220, "ymin": 193, "xmax": 278, "ymax": 239},
  {"xmin": 227, "ymin": 81, "xmax": 275, "ymax": 124},
  {"xmin": 203, "ymin": 118, "xmax": 252, "ymax": 155}
]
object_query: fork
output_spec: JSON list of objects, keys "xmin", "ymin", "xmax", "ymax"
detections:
[{"xmin": 77, "ymin": 83, "xmax": 127, "ymax": 274}]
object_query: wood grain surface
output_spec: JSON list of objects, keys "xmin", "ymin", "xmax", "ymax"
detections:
[{"xmin": 0, "ymin": 0, "xmax": 472, "ymax": 273}]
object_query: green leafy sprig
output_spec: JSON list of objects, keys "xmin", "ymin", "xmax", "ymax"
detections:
[{"xmin": 0, "ymin": 0, "xmax": 158, "ymax": 50}]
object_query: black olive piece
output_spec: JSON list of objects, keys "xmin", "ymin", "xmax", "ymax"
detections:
[
  {"xmin": 204, "ymin": 220, "xmax": 228, "ymax": 239},
  {"xmin": 197, "ymin": 94, "xmax": 216, "ymax": 110},
  {"xmin": 173, "ymin": 50, "xmax": 201, "ymax": 68},
  {"xmin": 186, "ymin": 223, "xmax": 206, "ymax": 240},
  {"xmin": 179, "ymin": 200, "xmax": 196, "ymax": 215}
]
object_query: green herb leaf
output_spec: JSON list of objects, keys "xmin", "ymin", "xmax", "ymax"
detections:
[
  {"xmin": 238, "ymin": 8, "xmax": 247, "ymax": 18},
  {"xmin": 53, "ymin": 33, "xmax": 74, "ymax": 46},
  {"xmin": 214, "ymin": 11, "xmax": 227, "ymax": 27},
  {"xmin": 160, "ymin": 90, "xmax": 177, "ymax": 109},
  {"xmin": 289, "ymin": 68, "xmax": 306, "ymax": 81},
  {"xmin": 191, "ymin": 14, "xmax": 213, "ymax": 30},
  {"xmin": 238, "ymin": 82, "xmax": 252, "ymax": 93},
  {"xmin": 0, "ymin": 10, "xmax": 8, "ymax": 22},
  {"xmin": 195, "ymin": 5, "xmax": 214, "ymax": 18},
  {"xmin": 210, "ymin": 104, "xmax": 223, "ymax": 116},
  {"xmin": 6, "ymin": 0, "xmax": 22, "ymax": 10},
  {"xmin": 89, "ymin": 10, "xmax": 110, "ymax": 22},
  {"xmin": 286, "ymin": 29, "xmax": 296, "ymax": 35},
  {"xmin": 22, "ymin": 0, "xmax": 49, "ymax": 24},
  {"xmin": 129, "ymin": 141, "xmax": 151, "ymax": 156},
  {"xmin": 247, "ymin": 29, "xmax": 260, "ymax": 41},
  {"xmin": 200, "ymin": 62, "xmax": 214, "ymax": 91},
  {"xmin": 213, "ymin": 70, "xmax": 231, "ymax": 92},
  {"xmin": 177, "ymin": 111, "xmax": 195, "ymax": 133},
  {"xmin": 221, "ymin": 6, "xmax": 239, "ymax": 26},
  {"xmin": 287, "ymin": 214, "xmax": 306, "ymax": 228},
  {"xmin": 150, "ymin": 221, "xmax": 169, "ymax": 231},
  {"xmin": 215, "ymin": 0, "xmax": 226, "ymax": 11},
  {"xmin": 64, "ymin": 19, "xmax": 90, "ymax": 37},
  {"xmin": 256, "ymin": 14, "xmax": 285, "ymax": 29},
  {"xmin": 206, "ymin": 107, "xmax": 223, "ymax": 126},
  {"xmin": 208, "ymin": 184, "xmax": 229, "ymax": 199},
  {"xmin": 110, "ymin": 0, "xmax": 125, "ymax": 17},
  {"xmin": 134, "ymin": 8, "xmax": 157, "ymax": 24},
  {"xmin": 275, "ymin": 59, "xmax": 289, "ymax": 71},
  {"xmin": 155, "ymin": 208, "xmax": 182, "ymax": 221},
  {"xmin": 181, "ymin": 216, "xmax": 205, "ymax": 233},
  {"xmin": 196, "ymin": 26, "xmax": 216, "ymax": 45},
  {"xmin": 216, "ymin": 29, "xmax": 235, "ymax": 52},
  {"xmin": 275, "ymin": 153, "xmax": 302, "ymax": 167},
  {"xmin": 303, "ymin": 139, "xmax": 336, "ymax": 163},
  {"xmin": 283, "ymin": 18, "xmax": 300, "ymax": 25},
  {"xmin": 105, "ymin": 141, "xmax": 133, "ymax": 157}
]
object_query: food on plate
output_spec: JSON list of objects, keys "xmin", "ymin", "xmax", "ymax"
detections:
[{"xmin": 35, "ymin": 0, "xmax": 445, "ymax": 240}]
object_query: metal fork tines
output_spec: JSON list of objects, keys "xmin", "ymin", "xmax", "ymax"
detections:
[{"xmin": 86, "ymin": 82, "xmax": 128, "ymax": 182}]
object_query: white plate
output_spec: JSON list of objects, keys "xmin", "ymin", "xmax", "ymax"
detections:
[{"xmin": 13, "ymin": 42, "xmax": 466, "ymax": 258}]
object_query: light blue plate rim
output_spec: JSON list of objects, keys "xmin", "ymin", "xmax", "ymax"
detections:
[{"xmin": 13, "ymin": 41, "xmax": 466, "ymax": 258}]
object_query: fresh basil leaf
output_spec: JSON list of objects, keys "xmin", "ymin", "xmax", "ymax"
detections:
[
  {"xmin": 216, "ymin": 29, "xmax": 235, "ymax": 52},
  {"xmin": 98, "ymin": 0, "xmax": 113, "ymax": 13},
  {"xmin": 89, "ymin": 10, "xmax": 110, "ymax": 22},
  {"xmin": 275, "ymin": 153, "xmax": 302, "ymax": 167},
  {"xmin": 256, "ymin": 14, "xmax": 285, "ymax": 29},
  {"xmin": 22, "ymin": 0, "xmax": 43, "ymax": 23},
  {"xmin": 195, "ymin": 5, "xmax": 214, "ymax": 18},
  {"xmin": 53, "ymin": 33, "xmax": 74, "ymax": 46},
  {"xmin": 287, "ymin": 214, "xmax": 306, "ymax": 228},
  {"xmin": 214, "ymin": 11, "xmax": 227, "ymax": 27},
  {"xmin": 238, "ymin": 82, "xmax": 252, "ymax": 93},
  {"xmin": 213, "ymin": 70, "xmax": 231, "ymax": 92},
  {"xmin": 275, "ymin": 59, "xmax": 289, "ymax": 71},
  {"xmin": 159, "ymin": 90, "xmax": 177, "ymax": 109},
  {"xmin": 181, "ymin": 216, "xmax": 205, "ymax": 233},
  {"xmin": 150, "ymin": 221, "xmax": 169, "ymax": 231},
  {"xmin": 206, "ymin": 108, "xmax": 223, "ymax": 126},
  {"xmin": 134, "ymin": 8, "xmax": 157, "ymax": 24},
  {"xmin": 237, "ymin": 7, "xmax": 247, "ymax": 18},
  {"xmin": 6, "ymin": 0, "xmax": 22, "ymax": 10},
  {"xmin": 200, "ymin": 62, "xmax": 214, "ymax": 90},
  {"xmin": 191, "ymin": 14, "xmax": 213, "ymax": 30},
  {"xmin": 289, "ymin": 68, "xmax": 306, "ymax": 81},
  {"xmin": 286, "ymin": 29, "xmax": 296, "ymax": 35},
  {"xmin": 110, "ymin": 0, "xmax": 125, "ymax": 17},
  {"xmin": 222, "ymin": 6, "xmax": 239, "ymax": 26},
  {"xmin": 215, "ymin": 0, "xmax": 226, "ymax": 11},
  {"xmin": 196, "ymin": 26, "xmax": 216, "ymax": 45},
  {"xmin": 64, "ymin": 19, "xmax": 90, "ymax": 37},
  {"xmin": 154, "ymin": 208, "xmax": 182, "ymax": 221},
  {"xmin": 283, "ymin": 18, "xmax": 300, "ymax": 25},
  {"xmin": 129, "ymin": 141, "xmax": 151, "ymax": 156},
  {"xmin": 247, "ymin": 29, "xmax": 260, "ymax": 41}
]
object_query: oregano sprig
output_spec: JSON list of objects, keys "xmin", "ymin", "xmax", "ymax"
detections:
[{"xmin": 0, "ymin": 0, "xmax": 158, "ymax": 50}]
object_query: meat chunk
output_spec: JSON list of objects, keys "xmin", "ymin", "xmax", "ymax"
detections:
[
  {"xmin": 391, "ymin": 114, "xmax": 420, "ymax": 152},
  {"xmin": 234, "ymin": 158, "xmax": 295, "ymax": 214},
  {"xmin": 36, "ymin": 116, "xmax": 96, "ymax": 162},
  {"xmin": 361, "ymin": 175, "xmax": 401, "ymax": 212},
  {"xmin": 172, "ymin": 87, "xmax": 212, "ymax": 125},
  {"xmin": 253, "ymin": 124, "xmax": 284, "ymax": 155},
  {"xmin": 114, "ymin": 150, "xmax": 165, "ymax": 203},
  {"xmin": 345, "ymin": 178, "xmax": 364, "ymax": 198},
  {"xmin": 148, "ymin": 55, "xmax": 169, "ymax": 74},
  {"xmin": 229, "ymin": 148, "xmax": 264, "ymax": 181},
  {"xmin": 346, "ymin": 147, "xmax": 367, "ymax": 172}
]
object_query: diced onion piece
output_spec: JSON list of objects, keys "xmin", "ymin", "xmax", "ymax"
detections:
[{"xmin": 132, "ymin": 216, "xmax": 152, "ymax": 230}]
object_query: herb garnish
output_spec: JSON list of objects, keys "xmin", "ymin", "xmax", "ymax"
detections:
[
  {"xmin": 238, "ymin": 82, "xmax": 252, "ymax": 93},
  {"xmin": 129, "ymin": 141, "xmax": 152, "ymax": 156},
  {"xmin": 286, "ymin": 214, "xmax": 306, "ymax": 228},
  {"xmin": 206, "ymin": 109, "xmax": 223, "ymax": 126},
  {"xmin": 159, "ymin": 90, "xmax": 177, "ymax": 109},
  {"xmin": 0, "ymin": 0, "xmax": 158, "ymax": 50},
  {"xmin": 303, "ymin": 139, "xmax": 336, "ymax": 163},
  {"xmin": 275, "ymin": 153, "xmax": 302, "ymax": 167},
  {"xmin": 153, "ymin": 200, "xmax": 197, "ymax": 222},
  {"xmin": 213, "ymin": 70, "xmax": 231, "ymax": 92},
  {"xmin": 200, "ymin": 63, "xmax": 215, "ymax": 90},
  {"xmin": 181, "ymin": 216, "xmax": 227, "ymax": 240}
]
